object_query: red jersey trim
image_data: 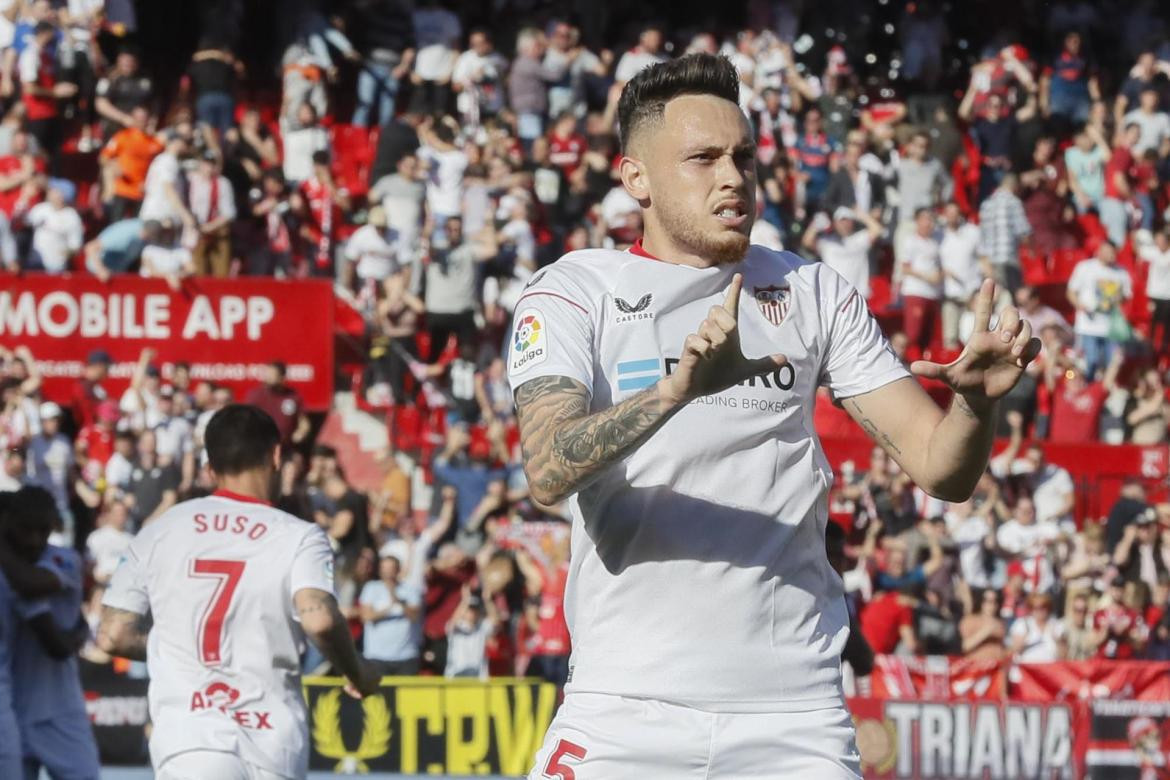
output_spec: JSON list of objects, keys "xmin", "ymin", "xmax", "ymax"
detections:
[
  {"xmin": 514, "ymin": 290, "xmax": 589, "ymax": 314},
  {"xmin": 629, "ymin": 238, "xmax": 662, "ymax": 261},
  {"xmin": 212, "ymin": 489, "xmax": 273, "ymax": 507}
]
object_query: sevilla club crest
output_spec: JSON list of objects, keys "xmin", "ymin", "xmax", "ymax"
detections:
[{"xmin": 753, "ymin": 284, "xmax": 791, "ymax": 326}]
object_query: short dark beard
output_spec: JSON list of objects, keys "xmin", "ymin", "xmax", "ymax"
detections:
[{"xmin": 656, "ymin": 204, "xmax": 752, "ymax": 265}]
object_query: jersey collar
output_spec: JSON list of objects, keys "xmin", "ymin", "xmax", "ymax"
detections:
[
  {"xmin": 212, "ymin": 489, "xmax": 272, "ymax": 507},
  {"xmin": 629, "ymin": 238, "xmax": 662, "ymax": 261}
]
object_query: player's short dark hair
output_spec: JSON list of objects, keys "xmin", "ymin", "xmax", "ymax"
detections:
[
  {"xmin": 205, "ymin": 404, "xmax": 280, "ymax": 475},
  {"xmin": 269, "ymin": 360, "xmax": 287, "ymax": 377},
  {"xmin": 3, "ymin": 486, "xmax": 58, "ymax": 532},
  {"xmin": 617, "ymin": 53, "xmax": 740, "ymax": 154}
]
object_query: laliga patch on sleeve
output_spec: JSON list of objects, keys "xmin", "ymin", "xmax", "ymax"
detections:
[{"xmin": 510, "ymin": 308, "xmax": 549, "ymax": 374}]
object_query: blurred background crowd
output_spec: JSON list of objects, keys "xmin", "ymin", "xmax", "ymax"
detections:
[{"xmin": 4, "ymin": 0, "xmax": 1170, "ymax": 689}]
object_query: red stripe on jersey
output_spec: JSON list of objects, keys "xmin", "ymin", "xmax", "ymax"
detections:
[
  {"xmin": 514, "ymin": 290, "xmax": 589, "ymax": 314},
  {"xmin": 629, "ymin": 238, "xmax": 663, "ymax": 262},
  {"xmin": 212, "ymin": 489, "xmax": 272, "ymax": 507}
]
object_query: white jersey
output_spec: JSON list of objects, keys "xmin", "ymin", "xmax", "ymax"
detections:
[
  {"xmin": 506, "ymin": 245, "xmax": 908, "ymax": 711},
  {"xmin": 102, "ymin": 491, "xmax": 335, "ymax": 778}
]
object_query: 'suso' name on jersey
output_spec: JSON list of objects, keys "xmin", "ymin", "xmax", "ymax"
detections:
[{"xmin": 193, "ymin": 513, "xmax": 269, "ymax": 540}]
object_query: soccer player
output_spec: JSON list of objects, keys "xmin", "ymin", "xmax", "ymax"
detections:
[
  {"xmin": 97, "ymin": 404, "xmax": 380, "ymax": 780},
  {"xmin": 509, "ymin": 54, "xmax": 1042, "ymax": 778},
  {"xmin": 0, "ymin": 486, "xmax": 98, "ymax": 780}
]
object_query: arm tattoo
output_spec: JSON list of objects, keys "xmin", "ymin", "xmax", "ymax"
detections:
[
  {"xmin": 97, "ymin": 606, "xmax": 151, "ymax": 661},
  {"xmin": 953, "ymin": 394, "xmax": 983, "ymax": 420},
  {"xmin": 297, "ymin": 589, "xmax": 363, "ymax": 681},
  {"xmin": 844, "ymin": 399, "xmax": 904, "ymax": 456},
  {"xmin": 515, "ymin": 375, "xmax": 673, "ymax": 503}
]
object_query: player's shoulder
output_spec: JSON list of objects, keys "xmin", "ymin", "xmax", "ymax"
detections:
[
  {"xmin": 518, "ymin": 249, "xmax": 639, "ymax": 308},
  {"xmin": 745, "ymin": 244, "xmax": 839, "ymax": 293}
]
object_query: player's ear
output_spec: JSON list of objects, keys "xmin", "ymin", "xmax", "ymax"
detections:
[
  {"xmin": 272, "ymin": 445, "xmax": 282, "ymax": 472},
  {"xmin": 619, "ymin": 155, "xmax": 650, "ymax": 203}
]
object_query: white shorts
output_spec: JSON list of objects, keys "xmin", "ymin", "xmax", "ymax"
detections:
[
  {"xmin": 156, "ymin": 750, "xmax": 291, "ymax": 780},
  {"xmin": 528, "ymin": 692, "xmax": 861, "ymax": 780},
  {"xmin": 20, "ymin": 710, "xmax": 101, "ymax": 780}
]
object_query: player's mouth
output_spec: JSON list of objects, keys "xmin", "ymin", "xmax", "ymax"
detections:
[{"xmin": 713, "ymin": 200, "xmax": 748, "ymax": 228}]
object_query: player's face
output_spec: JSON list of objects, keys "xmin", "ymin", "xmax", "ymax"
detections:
[
  {"xmin": 635, "ymin": 94, "xmax": 757, "ymax": 265},
  {"xmin": 5, "ymin": 520, "xmax": 49, "ymax": 562}
]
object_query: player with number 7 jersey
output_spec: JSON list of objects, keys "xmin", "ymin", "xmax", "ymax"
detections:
[{"xmin": 98, "ymin": 405, "xmax": 381, "ymax": 780}]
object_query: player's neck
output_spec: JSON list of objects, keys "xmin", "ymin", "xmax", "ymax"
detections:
[
  {"xmin": 639, "ymin": 224, "xmax": 726, "ymax": 269},
  {"xmin": 215, "ymin": 471, "xmax": 273, "ymax": 505}
]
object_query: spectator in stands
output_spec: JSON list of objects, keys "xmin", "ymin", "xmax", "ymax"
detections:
[
  {"xmin": 801, "ymin": 207, "xmax": 882, "ymax": 298},
  {"xmin": 1114, "ymin": 51, "xmax": 1170, "ymax": 124},
  {"xmin": 422, "ymin": 215, "xmax": 488, "ymax": 350},
  {"xmin": 1092, "ymin": 575, "xmax": 1147, "ymax": 659},
  {"xmin": 960, "ymin": 86, "xmax": 1038, "ymax": 202},
  {"xmin": 19, "ymin": 20, "xmax": 75, "ymax": 171},
  {"xmin": 544, "ymin": 21, "xmax": 607, "ymax": 121},
  {"xmin": 1008, "ymin": 592, "xmax": 1068, "ymax": 661},
  {"xmin": 1062, "ymin": 590, "xmax": 1099, "ymax": 660},
  {"xmin": 899, "ymin": 207, "xmax": 943, "ymax": 357},
  {"xmin": 99, "ymin": 106, "xmax": 163, "ymax": 223},
  {"xmin": 139, "ymin": 129, "xmax": 195, "ymax": 233},
  {"xmin": 1041, "ymin": 31, "xmax": 1098, "ymax": 127},
  {"xmin": 188, "ymin": 39, "xmax": 241, "ymax": 135},
  {"xmin": 1139, "ymin": 229, "xmax": 1170, "ymax": 356},
  {"xmin": 348, "ymin": 0, "xmax": 415, "ymax": 128},
  {"xmin": 70, "ymin": 350, "xmax": 111, "ymax": 431},
  {"xmin": 1021, "ymin": 135, "xmax": 1075, "ymax": 253},
  {"xmin": 452, "ymin": 28, "xmax": 507, "ymax": 130},
  {"xmin": 1123, "ymin": 367, "xmax": 1170, "ymax": 444},
  {"xmin": 0, "ymin": 445, "xmax": 25, "ymax": 491},
  {"xmin": 282, "ymin": 102, "xmax": 329, "ymax": 185},
  {"xmin": 1100, "ymin": 122, "xmax": 1141, "ymax": 247},
  {"xmin": 360, "ymin": 553, "xmax": 423, "ymax": 675},
  {"xmin": 247, "ymin": 169, "xmax": 295, "ymax": 277},
  {"xmin": 1064, "ymin": 123, "xmax": 1110, "ymax": 214},
  {"xmin": 86, "ymin": 498, "xmax": 133, "ymax": 585},
  {"xmin": 25, "ymin": 400, "xmax": 73, "ymax": 529},
  {"xmin": 977, "ymin": 173, "xmax": 1031, "ymax": 295},
  {"xmin": 369, "ymin": 151, "xmax": 425, "ymax": 255},
  {"xmin": 793, "ymin": 107, "xmax": 834, "ymax": 217},
  {"xmin": 343, "ymin": 205, "xmax": 404, "ymax": 298},
  {"xmin": 860, "ymin": 584, "xmax": 917, "ymax": 657},
  {"xmin": 613, "ymin": 23, "xmax": 666, "ymax": 85},
  {"xmin": 940, "ymin": 202, "xmax": 983, "ymax": 349},
  {"xmin": 1114, "ymin": 509, "xmax": 1167, "ymax": 590},
  {"xmin": 245, "ymin": 361, "xmax": 309, "ymax": 447},
  {"xmin": 83, "ymin": 216, "xmax": 153, "ymax": 280},
  {"xmin": 960, "ymin": 588, "xmax": 1008, "ymax": 661},
  {"xmin": 94, "ymin": 49, "xmax": 152, "ymax": 141},
  {"xmin": 25, "ymin": 179, "xmax": 82, "ymax": 273},
  {"xmin": 417, "ymin": 116, "xmax": 466, "ymax": 227},
  {"xmin": 508, "ymin": 28, "xmax": 557, "ymax": 152},
  {"xmin": 125, "ymin": 428, "xmax": 179, "ymax": 528},
  {"xmin": 432, "ymin": 424, "xmax": 505, "ymax": 530},
  {"xmin": 104, "ymin": 427, "xmax": 136, "ymax": 494},
  {"xmin": 1123, "ymin": 86, "xmax": 1170, "ymax": 156},
  {"xmin": 445, "ymin": 585, "xmax": 497, "ymax": 679},
  {"xmin": 187, "ymin": 151, "xmax": 235, "ymax": 277},
  {"xmin": 823, "ymin": 130, "xmax": 884, "ymax": 221},
  {"xmin": 409, "ymin": 0, "xmax": 460, "ymax": 115},
  {"xmin": 0, "ymin": 129, "xmax": 40, "ymax": 222},
  {"xmin": 139, "ymin": 221, "xmax": 194, "ymax": 289},
  {"xmin": 893, "ymin": 131, "xmax": 949, "ymax": 256},
  {"xmin": 1066, "ymin": 241, "xmax": 1133, "ymax": 380},
  {"xmin": 996, "ymin": 495, "xmax": 1059, "ymax": 593},
  {"xmin": 422, "ymin": 541, "xmax": 475, "ymax": 674},
  {"xmin": 314, "ymin": 472, "xmax": 372, "ymax": 575}
]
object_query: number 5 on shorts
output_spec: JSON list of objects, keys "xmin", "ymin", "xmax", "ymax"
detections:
[
  {"xmin": 543, "ymin": 739, "xmax": 587, "ymax": 780},
  {"xmin": 188, "ymin": 559, "xmax": 246, "ymax": 666}
]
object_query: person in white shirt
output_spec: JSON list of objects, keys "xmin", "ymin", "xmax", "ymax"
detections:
[
  {"xmin": 451, "ymin": 29, "xmax": 507, "ymax": 128},
  {"xmin": 187, "ymin": 151, "xmax": 236, "ymax": 277},
  {"xmin": 900, "ymin": 207, "xmax": 944, "ymax": 357},
  {"xmin": 802, "ymin": 206, "xmax": 883, "ymax": 298},
  {"xmin": 939, "ymin": 202, "xmax": 983, "ymax": 349},
  {"xmin": 417, "ymin": 116, "xmax": 468, "ymax": 223},
  {"xmin": 281, "ymin": 102, "xmax": 329, "ymax": 184},
  {"xmin": 1139, "ymin": 228, "xmax": 1170, "ymax": 355},
  {"xmin": 1122, "ymin": 87, "xmax": 1170, "ymax": 156},
  {"xmin": 996, "ymin": 496, "xmax": 1059, "ymax": 593},
  {"xmin": 1066, "ymin": 241, "xmax": 1133, "ymax": 380},
  {"xmin": 613, "ymin": 25, "xmax": 667, "ymax": 83},
  {"xmin": 1008, "ymin": 593, "xmax": 1067, "ymax": 662},
  {"xmin": 410, "ymin": 0, "xmax": 461, "ymax": 115},
  {"xmin": 140, "ymin": 226, "xmax": 194, "ymax": 289},
  {"xmin": 86, "ymin": 498, "xmax": 134, "ymax": 585},
  {"xmin": 343, "ymin": 206, "xmax": 403, "ymax": 292},
  {"xmin": 26, "ymin": 181, "xmax": 83, "ymax": 273},
  {"xmin": 139, "ymin": 131, "xmax": 195, "ymax": 229},
  {"xmin": 511, "ymin": 54, "xmax": 1042, "ymax": 778},
  {"xmin": 444, "ymin": 586, "xmax": 497, "ymax": 679},
  {"xmin": 97, "ymin": 404, "xmax": 380, "ymax": 780}
]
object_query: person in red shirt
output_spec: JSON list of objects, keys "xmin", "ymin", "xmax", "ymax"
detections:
[
  {"xmin": 860, "ymin": 588, "xmax": 917, "ymax": 655},
  {"xmin": 70, "ymin": 349, "xmax": 113, "ymax": 430},
  {"xmin": 1093, "ymin": 576, "xmax": 1147, "ymax": 659},
  {"xmin": 1100, "ymin": 122, "xmax": 1141, "ymax": 246},
  {"xmin": 517, "ymin": 537, "xmax": 571, "ymax": 686},
  {"xmin": 547, "ymin": 111, "xmax": 585, "ymax": 178},
  {"xmin": 18, "ymin": 21, "xmax": 76, "ymax": 173},
  {"xmin": 422, "ymin": 543, "xmax": 476, "ymax": 674},
  {"xmin": 76, "ymin": 399, "xmax": 119, "ymax": 486},
  {"xmin": 244, "ymin": 361, "xmax": 309, "ymax": 447},
  {"xmin": 1048, "ymin": 362, "xmax": 1108, "ymax": 442},
  {"xmin": 296, "ymin": 150, "xmax": 349, "ymax": 277},
  {"xmin": 0, "ymin": 130, "xmax": 45, "ymax": 219}
]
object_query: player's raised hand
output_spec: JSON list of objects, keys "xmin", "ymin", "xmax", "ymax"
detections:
[
  {"xmin": 661, "ymin": 273, "xmax": 787, "ymax": 405},
  {"xmin": 344, "ymin": 658, "xmax": 383, "ymax": 699},
  {"xmin": 909, "ymin": 279, "xmax": 1042, "ymax": 401}
]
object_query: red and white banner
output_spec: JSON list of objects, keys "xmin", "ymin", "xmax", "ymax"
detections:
[
  {"xmin": 0, "ymin": 274, "xmax": 336, "ymax": 410},
  {"xmin": 1012, "ymin": 660, "xmax": 1170, "ymax": 703},
  {"xmin": 849, "ymin": 697, "xmax": 1084, "ymax": 779},
  {"xmin": 1086, "ymin": 699, "xmax": 1170, "ymax": 778},
  {"xmin": 871, "ymin": 655, "xmax": 1008, "ymax": 701}
]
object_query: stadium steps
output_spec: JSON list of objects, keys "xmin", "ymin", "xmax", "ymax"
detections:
[{"xmin": 316, "ymin": 392, "xmax": 391, "ymax": 492}]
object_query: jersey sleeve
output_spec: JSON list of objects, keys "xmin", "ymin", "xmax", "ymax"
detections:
[
  {"xmin": 289, "ymin": 525, "xmax": 335, "ymax": 599},
  {"xmin": 505, "ymin": 264, "xmax": 596, "ymax": 397},
  {"xmin": 102, "ymin": 546, "xmax": 150, "ymax": 616},
  {"xmin": 818, "ymin": 267, "xmax": 911, "ymax": 402}
]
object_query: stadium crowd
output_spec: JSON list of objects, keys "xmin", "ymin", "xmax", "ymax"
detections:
[{"xmin": 4, "ymin": 0, "xmax": 1170, "ymax": 702}]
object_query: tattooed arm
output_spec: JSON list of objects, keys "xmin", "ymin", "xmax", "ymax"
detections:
[
  {"xmin": 514, "ymin": 376, "xmax": 681, "ymax": 505},
  {"xmin": 293, "ymin": 588, "xmax": 380, "ymax": 695},
  {"xmin": 96, "ymin": 606, "xmax": 152, "ymax": 661}
]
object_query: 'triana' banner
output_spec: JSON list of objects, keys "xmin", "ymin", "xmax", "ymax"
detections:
[{"xmin": 0, "ymin": 274, "xmax": 335, "ymax": 410}]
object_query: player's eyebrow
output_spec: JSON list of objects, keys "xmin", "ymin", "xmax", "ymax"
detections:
[{"xmin": 684, "ymin": 143, "xmax": 757, "ymax": 157}]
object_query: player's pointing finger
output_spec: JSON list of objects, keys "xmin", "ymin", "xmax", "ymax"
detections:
[
  {"xmin": 973, "ymin": 278, "xmax": 995, "ymax": 333},
  {"xmin": 723, "ymin": 273, "xmax": 743, "ymax": 320}
]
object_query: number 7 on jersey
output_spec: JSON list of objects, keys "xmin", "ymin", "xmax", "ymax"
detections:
[{"xmin": 189, "ymin": 559, "xmax": 246, "ymax": 666}]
